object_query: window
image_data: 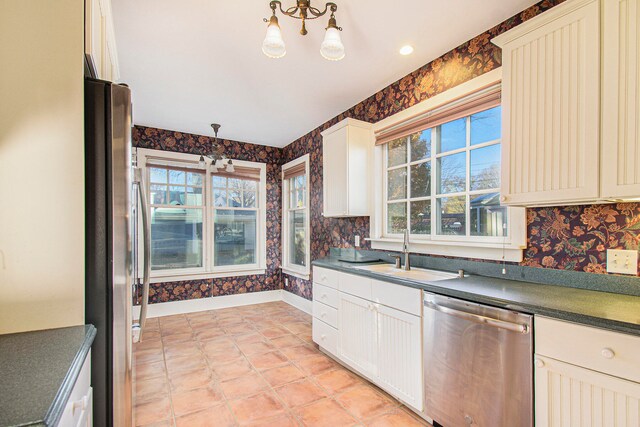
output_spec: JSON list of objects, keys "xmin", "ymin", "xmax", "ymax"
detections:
[
  {"xmin": 137, "ymin": 148, "xmax": 266, "ymax": 281},
  {"xmin": 281, "ymin": 155, "xmax": 310, "ymax": 279},
  {"xmin": 370, "ymin": 70, "xmax": 526, "ymax": 262},
  {"xmin": 385, "ymin": 106, "xmax": 506, "ymax": 240}
]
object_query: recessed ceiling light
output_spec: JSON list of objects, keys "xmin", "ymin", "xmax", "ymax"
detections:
[{"xmin": 399, "ymin": 45, "xmax": 414, "ymax": 55}]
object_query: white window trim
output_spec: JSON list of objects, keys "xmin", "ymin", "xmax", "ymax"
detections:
[
  {"xmin": 136, "ymin": 148, "xmax": 267, "ymax": 282},
  {"xmin": 370, "ymin": 68, "xmax": 527, "ymax": 262},
  {"xmin": 281, "ymin": 154, "xmax": 311, "ymax": 280}
]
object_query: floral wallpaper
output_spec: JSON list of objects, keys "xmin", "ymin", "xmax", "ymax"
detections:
[{"xmin": 132, "ymin": 125, "xmax": 282, "ymax": 304}]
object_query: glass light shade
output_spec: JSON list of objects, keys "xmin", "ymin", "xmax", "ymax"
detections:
[
  {"xmin": 320, "ymin": 27, "xmax": 345, "ymax": 61},
  {"xmin": 262, "ymin": 20, "xmax": 286, "ymax": 58},
  {"xmin": 214, "ymin": 159, "xmax": 225, "ymax": 168},
  {"xmin": 226, "ymin": 163, "xmax": 235, "ymax": 173},
  {"xmin": 198, "ymin": 155, "xmax": 206, "ymax": 168}
]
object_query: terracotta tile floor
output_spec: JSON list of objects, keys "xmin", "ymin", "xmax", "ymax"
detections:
[{"xmin": 133, "ymin": 301, "xmax": 431, "ymax": 427}]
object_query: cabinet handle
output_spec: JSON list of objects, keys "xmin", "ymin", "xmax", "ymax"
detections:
[
  {"xmin": 321, "ymin": 293, "xmax": 328, "ymax": 300},
  {"xmin": 321, "ymin": 334, "xmax": 326, "ymax": 340},
  {"xmin": 321, "ymin": 274, "xmax": 327, "ymax": 281},
  {"xmin": 534, "ymin": 358, "xmax": 545, "ymax": 368},
  {"xmin": 601, "ymin": 348, "xmax": 615, "ymax": 359},
  {"xmin": 500, "ymin": 195, "xmax": 507, "ymax": 202},
  {"xmin": 321, "ymin": 312, "xmax": 327, "ymax": 318}
]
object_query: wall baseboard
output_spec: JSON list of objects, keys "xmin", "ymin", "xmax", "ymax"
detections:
[
  {"xmin": 133, "ymin": 289, "xmax": 311, "ymax": 319},
  {"xmin": 282, "ymin": 290, "xmax": 312, "ymax": 315}
]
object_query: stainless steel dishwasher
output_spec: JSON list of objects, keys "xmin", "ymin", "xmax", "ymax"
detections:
[{"xmin": 423, "ymin": 292, "xmax": 533, "ymax": 427}]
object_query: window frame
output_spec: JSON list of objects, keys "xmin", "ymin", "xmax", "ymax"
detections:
[
  {"xmin": 136, "ymin": 148, "xmax": 267, "ymax": 283},
  {"xmin": 281, "ymin": 154, "xmax": 311, "ymax": 280},
  {"xmin": 370, "ymin": 68, "xmax": 527, "ymax": 262}
]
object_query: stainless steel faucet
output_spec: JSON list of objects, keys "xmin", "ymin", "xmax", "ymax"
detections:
[{"xmin": 402, "ymin": 229, "xmax": 411, "ymax": 271}]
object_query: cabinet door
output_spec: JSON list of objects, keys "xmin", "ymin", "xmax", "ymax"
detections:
[
  {"xmin": 85, "ymin": 0, "xmax": 103, "ymax": 78},
  {"xmin": 375, "ymin": 304, "xmax": 423, "ymax": 411},
  {"xmin": 337, "ymin": 292, "xmax": 377, "ymax": 378},
  {"xmin": 535, "ymin": 355, "xmax": 640, "ymax": 426},
  {"xmin": 499, "ymin": 0, "xmax": 600, "ymax": 206},
  {"xmin": 601, "ymin": 0, "xmax": 640, "ymax": 199},
  {"xmin": 322, "ymin": 126, "xmax": 348, "ymax": 216}
]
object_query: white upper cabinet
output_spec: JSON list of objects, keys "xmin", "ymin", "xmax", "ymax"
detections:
[
  {"xmin": 85, "ymin": 0, "xmax": 119, "ymax": 82},
  {"xmin": 601, "ymin": 0, "xmax": 640, "ymax": 199},
  {"xmin": 493, "ymin": 0, "xmax": 601, "ymax": 206},
  {"xmin": 321, "ymin": 118, "xmax": 373, "ymax": 217}
]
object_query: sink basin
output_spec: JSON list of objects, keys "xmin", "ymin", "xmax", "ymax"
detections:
[{"xmin": 353, "ymin": 264, "xmax": 458, "ymax": 282}]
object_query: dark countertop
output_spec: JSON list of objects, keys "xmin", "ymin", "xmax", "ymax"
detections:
[
  {"xmin": 0, "ymin": 325, "xmax": 97, "ymax": 427},
  {"xmin": 313, "ymin": 258, "xmax": 640, "ymax": 336}
]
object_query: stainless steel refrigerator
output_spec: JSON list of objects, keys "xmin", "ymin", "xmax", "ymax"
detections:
[{"xmin": 85, "ymin": 78, "xmax": 134, "ymax": 427}]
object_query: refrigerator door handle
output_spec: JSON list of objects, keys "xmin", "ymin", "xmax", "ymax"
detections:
[{"xmin": 133, "ymin": 166, "xmax": 151, "ymax": 342}]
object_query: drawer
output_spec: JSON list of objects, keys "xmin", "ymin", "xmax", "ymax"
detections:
[
  {"xmin": 313, "ymin": 300, "xmax": 338, "ymax": 328},
  {"xmin": 371, "ymin": 279, "xmax": 421, "ymax": 316},
  {"xmin": 535, "ymin": 316, "xmax": 640, "ymax": 383},
  {"xmin": 338, "ymin": 272, "xmax": 372, "ymax": 300},
  {"xmin": 313, "ymin": 266, "xmax": 340, "ymax": 289},
  {"xmin": 313, "ymin": 318, "xmax": 338, "ymax": 356},
  {"xmin": 313, "ymin": 282, "xmax": 338, "ymax": 309}
]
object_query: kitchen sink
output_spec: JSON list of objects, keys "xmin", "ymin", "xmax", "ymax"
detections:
[{"xmin": 353, "ymin": 263, "xmax": 459, "ymax": 282}]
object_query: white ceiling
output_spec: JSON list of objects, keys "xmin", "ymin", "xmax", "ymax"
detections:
[{"xmin": 112, "ymin": 0, "xmax": 538, "ymax": 147}]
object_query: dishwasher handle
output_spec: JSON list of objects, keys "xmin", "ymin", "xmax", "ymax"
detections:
[{"xmin": 423, "ymin": 299, "xmax": 530, "ymax": 334}]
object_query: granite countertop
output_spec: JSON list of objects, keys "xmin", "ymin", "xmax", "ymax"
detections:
[
  {"xmin": 0, "ymin": 325, "xmax": 97, "ymax": 427},
  {"xmin": 313, "ymin": 257, "xmax": 640, "ymax": 336}
]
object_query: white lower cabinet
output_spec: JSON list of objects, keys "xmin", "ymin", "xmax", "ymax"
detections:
[
  {"xmin": 535, "ymin": 355, "xmax": 640, "ymax": 426},
  {"xmin": 376, "ymin": 303, "xmax": 423, "ymax": 411},
  {"xmin": 57, "ymin": 350, "xmax": 93, "ymax": 427},
  {"xmin": 337, "ymin": 292, "xmax": 377, "ymax": 378}
]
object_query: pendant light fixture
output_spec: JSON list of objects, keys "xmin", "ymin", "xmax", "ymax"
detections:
[
  {"xmin": 199, "ymin": 123, "xmax": 234, "ymax": 173},
  {"xmin": 262, "ymin": 0, "xmax": 344, "ymax": 61}
]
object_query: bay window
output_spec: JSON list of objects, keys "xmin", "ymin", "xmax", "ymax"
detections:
[
  {"xmin": 281, "ymin": 155, "xmax": 310, "ymax": 280},
  {"xmin": 137, "ymin": 148, "xmax": 266, "ymax": 281}
]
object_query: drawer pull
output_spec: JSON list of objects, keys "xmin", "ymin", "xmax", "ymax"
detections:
[
  {"xmin": 321, "ymin": 312, "xmax": 327, "ymax": 318},
  {"xmin": 321, "ymin": 274, "xmax": 327, "ymax": 281},
  {"xmin": 321, "ymin": 293, "xmax": 328, "ymax": 299},
  {"xmin": 534, "ymin": 358, "xmax": 545, "ymax": 368},
  {"xmin": 601, "ymin": 348, "xmax": 615, "ymax": 359},
  {"xmin": 321, "ymin": 334, "xmax": 326, "ymax": 340}
]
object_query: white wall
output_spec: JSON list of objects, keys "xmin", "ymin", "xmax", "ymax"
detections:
[{"xmin": 0, "ymin": 0, "xmax": 85, "ymax": 333}]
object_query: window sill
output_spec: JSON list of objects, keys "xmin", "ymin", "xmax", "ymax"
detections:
[
  {"xmin": 281, "ymin": 267, "xmax": 310, "ymax": 281},
  {"xmin": 368, "ymin": 238, "xmax": 524, "ymax": 262},
  {"xmin": 149, "ymin": 268, "xmax": 267, "ymax": 284}
]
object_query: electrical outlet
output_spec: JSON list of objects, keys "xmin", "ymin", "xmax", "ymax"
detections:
[
  {"xmin": 285, "ymin": 277, "xmax": 289, "ymax": 287},
  {"xmin": 606, "ymin": 249, "xmax": 638, "ymax": 275},
  {"xmin": 354, "ymin": 235, "xmax": 360, "ymax": 247}
]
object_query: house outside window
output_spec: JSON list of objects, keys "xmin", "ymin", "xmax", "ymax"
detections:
[
  {"xmin": 281, "ymin": 155, "xmax": 310, "ymax": 280},
  {"xmin": 137, "ymin": 148, "xmax": 267, "ymax": 282}
]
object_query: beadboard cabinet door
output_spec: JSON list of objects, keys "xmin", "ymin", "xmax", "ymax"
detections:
[
  {"xmin": 337, "ymin": 292, "xmax": 377, "ymax": 379},
  {"xmin": 535, "ymin": 355, "xmax": 640, "ymax": 426},
  {"xmin": 376, "ymin": 304, "xmax": 423, "ymax": 412},
  {"xmin": 601, "ymin": 0, "xmax": 640, "ymax": 199},
  {"xmin": 493, "ymin": 0, "xmax": 600, "ymax": 206}
]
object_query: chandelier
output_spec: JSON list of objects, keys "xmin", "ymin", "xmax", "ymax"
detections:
[
  {"xmin": 199, "ymin": 123, "xmax": 234, "ymax": 172},
  {"xmin": 262, "ymin": 0, "xmax": 345, "ymax": 61}
]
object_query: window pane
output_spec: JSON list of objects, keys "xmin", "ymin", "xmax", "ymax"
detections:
[
  {"xmin": 228, "ymin": 190, "xmax": 242, "ymax": 207},
  {"xmin": 228, "ymin": 178, "xmax": 242, "ymax": 189},
  {"xmin": 387, "ymin": 168, "xmax": 407, "ymax": 200},
  {"xmin": 387, "ymin": 202, "xmax": 407, "ymax": 234},
  {"xmin": 213, "ymin": 189, "xmax": 227, "ymax": 207},
  {"xmin": 214, "ymin": 210, "xmax": 257, "ymax": 266},
  {"xmin": 410, "ymin": 200, "xmax": 431, "ymax": 234},
  {"xmin": 437, "ymin": 196, "xmax": 466, "ymax": 235},
  {"xmin": 295, "ymin": 175, "xmax": 306, "ymax": 189},
  {"xmin": 188, "ymin": 172, "xmax": 203, "ymax": 186},
  {"xmin": 169, "ymin": 170, "xmax": 185, "ymax": 185},
  {"xmin": 150, "ymin": 184, "xmax": 167, "ymax": 205},
  {"xmin": 185, "ymin": 186, "xmax": 203, "ymax": 205},
  {"xmin": 471, "ymin": 106, "xmax": 501, "ymax": 145},
  {"xmin": 410, "ymin": 130, "xmax": 431, "ymax": 161},
  {"xmin": 410, "ymin": 162, "xmax": 431, "ymax": 198},
  {"xmin": 150, "ymin": 208, "xmax": 203, "ymax": 270},
  {"xmin": 289, "ymin": 189, "xmax": 296, "ymax": 209},
  {"xmin": 243, "ymin": 191, "xmax": 257, "ymax": 208},
  {"xmin": 243, "ymin": 180, "xmax": 257, "ymax": 191},
  {"xmin": 296, "ymin": 189, "xmax": 305, "ymax": 207},
  {"xmin": 470, "ymin": 144, "xmax": 501, "ymax": 190},
  {"xmin": 169, "ymin": 186, "xmax": 185, "ymax": 205},
  {"xmin": 289, "ymin": 210, "xmax": 306, "ymax": 267},
  {"xmin": 437, "ymin": 152, "xmax": 466, "ymax": 194},
  {"xmin": 438, "ymin": 118, "xmax": 466, "ymax": 153},
  {"xmin": 212, "ymin": 176, "xmax": 227, "ymax": 188},
  {"xmin": 387, "ymin": 138, "xmax": 407, "ymax": 167},
  {"xmin": 470, "ymin": 193, "xmax": 507, "ymax": 237},
  {"xmin": 150, "ymin": 168, "xmax": 167, "ymax": 183}
]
